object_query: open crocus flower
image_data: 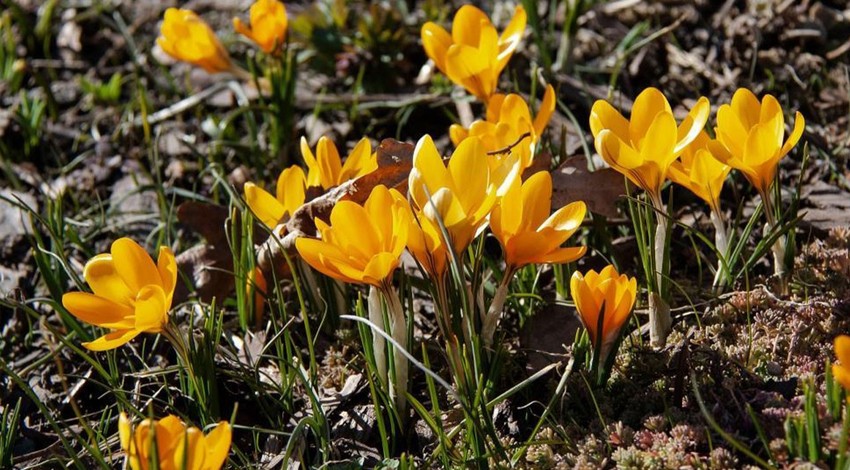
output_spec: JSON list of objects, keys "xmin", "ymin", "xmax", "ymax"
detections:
[
  {"xmin": 571, "ymin": 265, "xmax": 637, "ymax": 365},
  {"xmin": 491, "ymin": 171, "xmax": 586, "ymax": 270},
  {"xmin": 119, "ymin": 413, "xmax": 231, "ymax": 470},
  {"xmin": 408, "ymin": 135, "xmax": 519, "ymax": 273},
  {"xmin": 61, "ymin": 238, "xmax": 177, "ymax": 351},
  {"xmin": 301, "ymin": 136, "xmax": 377, "ymax": 190},
  {"xmin": 590, "ymin": 87, "xmax": 710, "ymax": 200},
  {"xmin": 714, "ymin": 88, "xmax": 805, "ymax": 197},
  {"xmin": 421, "ymin": 5, "xmax": 526, "ymax": 103},
  {"xmin": 233, "ymin": 0, "xmax": 288, "ymax": 55},
  {"xmin": 833, "ymin": 335, "xmax": 850, "ymax": 394},
  {"xmin": 450, "ymin": 85, "xmax": 556, "ymax": 170},
  {"xmin": 667, "ymin": 130, "xmax": 731, "ymax": 215},
  {"xmin": 157, "ymin": 8, "xmax": 234, "ymax": 74},
  {"xmin": 295, "ymin": 185, "xmax": 410, "ymax": 287},
  {"xmin": 244, "ymin": 165, "xmax": 306, "ymax": 229}
]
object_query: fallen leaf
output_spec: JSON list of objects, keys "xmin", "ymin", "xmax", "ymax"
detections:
[{"xmin": 550, "ymin": 156, "xmax": 628, "ymax": 219}]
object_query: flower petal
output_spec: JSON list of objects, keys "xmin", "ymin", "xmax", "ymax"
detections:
[
  {"xmin": 245, "ymin": 182, "xmax": 286, "ymax": 229},
  {"xmin": 83, "ymin": 254, "xmax": 134, "ymax": 307},
  {"xmin": 62, "ymin": 292, "xmax": 134, "ymax": 329},
  {"xmin": 203, "ymin": 422, "xmax": 232, "ymax": 470},
  {"xmin": 421, "ymin": 22, "xmax": 452, "ymax": 73},
  {"xmin": 82, "ymin": 329, "xmax": 142, "ymax": 351},
  {"xmin": 112, "ymin": 238, "xmax": 162, "ymax": 294}
]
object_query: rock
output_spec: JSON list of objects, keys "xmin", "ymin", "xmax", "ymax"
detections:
[
  {"xmin": 800, "ymin": 180, "xmax": 850, "ymax": 234},
  {"xmin": 0, "ymin": 189, "xmax": 37, "ymax": 260},
  {"xmin": 108, "ymin": 172, "xmax": 159, "ymax": 235}
]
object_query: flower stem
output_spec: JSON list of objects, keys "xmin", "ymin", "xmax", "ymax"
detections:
[
  {"xmin": 482, "ymin": 271, "xmax": 512, "ymax": 348},
  {"xmin": 710, "ymin": 208, "xmax": 730, "ymax": 288},
  {"xmin": 367, "ymin": 286, "xmax": 387, "ymax": 387},
  {"xmin": 381, "ymin": 284, "xmax": 408, "ymax": 416},
  {"xmin": 760, "ymin": 190, "xmax": 788, "ymax": 286},
  {"xmin": 648, "ymin": 193, "xmax": 672, "ymax": 347}
]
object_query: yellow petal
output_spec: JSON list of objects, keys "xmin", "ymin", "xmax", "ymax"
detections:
[
  {"xmin": 82, "ymin": 329, "xmax": 142, "ymax": 351},
  {"xmin": 731, "ymin": 88, "xmax": 761, "ymax": 129},
  {"xmin": 112, "ymin": 238, "xmax": 163, "ymax": 293},
  {"xmin": 452, "ymin": 5, "xmax": 488, "ymax": 47},
  {"xmin": 202, "ymin": 422, "xmax": 232, "ymax": 470},
  {"xmin": 410, "ymin": 135, "xmax": 452, "ymax": 208},
  {"xmin": 449, "ymin": 124, "xmax": 469, "ymax": 146},
  {"xmin": 590, "ymin": 100, "xmax": 630, "ymax": 143},
  {"xmin": 836, "ymin": 335, "xmax": 850, "ymax": 365},
  {"xmin": 629, "ymin": 87, "xmax": 672, "ymax": 146},
  {"xmin": 157, "ymin": 246, "xmax": 178, "ymax": 307},
  {"xmin": 639, "ymin": 111, "xmax": 678, "ymax": 170},
  {"xmin": 340, "ymin": 137, "xmax": 376, "ymax": 182},
  {"xmin": 421, "ymin": 22, "xmax": 452, "ymax": 74},
  {"xmin": 62, "ymin": 292, "xmax": 134, "ymax": 329},
  {"xmin": 173, "ymin": 427, "xmax": 205, "ymax": 470},
  {"xmin": 83, "ymin": 254, "xmax": 134, "ymax": 307},
  {"xmin": 533, "ymin": 85, "xmax": 556, "ymax": 137},
  {"xmin": 445, "ymin": 44, "xmax": 491, "ymax": 100},
  {"xmin": 833, "ymin": 364, "xmax": 850, "ymax": 393},
  {"xmin": 245, "ymin": 182, "xmax": 286, "ymax": 229},
  {"xmin": 275, "ymin": 165, "xmax": 307, "ymax": 217},
  {"xmin": 541, "ymin": 200, "xmax": 586, "ymax": 233},
  {"xmin": 496, "ymin": 5, "xmax": 526, "ymax": 71},
  {"xmin": 742, "ymin": 122, "xmax": 779, "ymax": 193},
  {"xmin": 533, "ymin": 246, "xmax": 586, "ymax": 265},
  {"xmin": 778, "ymin": 111, "xmax": 805, "ymax": 159},
  {"xmin": 674, "ymin": 96, "xmax": 710, "ymax": 154},
  {"xmin": 315, "ymin": 136, "xmax": 343, "ymax": 189},
  {"xmin": 362, "ymin": 252, "xmax": 400, "ymax": 286},
  {"xmin": 300, "ymin": 136, "xmax": 320, "ymax": 187},
  {"xmin": 447, "ymin": 137, "xmax": 488, "ymax": 214},
  {"xmin": 134, "ymin": 284, "xmax": 168, "ymax": 333}
]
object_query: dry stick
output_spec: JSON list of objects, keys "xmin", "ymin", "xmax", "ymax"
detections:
[{"xmin": 486, "ymin": 132, "xmax": 532, "ymax": 156}]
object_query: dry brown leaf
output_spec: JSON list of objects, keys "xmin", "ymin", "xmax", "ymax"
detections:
[
  {"xmin": 173, "ymin": 201, "xmax": 235, "ymax": 304},
  {"xmin": 550, "ymin": 156, "xmax": 628, "ymax": 219}
]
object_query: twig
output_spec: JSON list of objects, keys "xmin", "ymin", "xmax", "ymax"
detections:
[{"xmin": 486, "ymin": 132, "xmax": 531, "ymax": 156}]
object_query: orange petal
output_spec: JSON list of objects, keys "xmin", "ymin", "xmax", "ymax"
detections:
[
  {"xmin": 83, "ymin": 254, "xmax": 134, "ymax": 307},
  {"xmin": 82, "ymin": 329, "xmax": 142, "ymax": 351},
  {"xmin": 245, "ymin": 182, "xmax": 286, "ymax": 229},
  {"xmin": 112, "ymin": 238, "xmax": 162, "ymax": 293},
  {"xmin": 62, "ymin": 292, "xmax": 134, "ymax": 329}
]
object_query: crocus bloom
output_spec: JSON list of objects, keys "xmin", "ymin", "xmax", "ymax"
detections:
[
  {"xmin": 295, "ymin": 185, "xmax": 410, "ymax": 287},
  {"xmin": 233, "ymin": 0, "xmax": 288, "ymax": 54},
  {"xmin": 158, "ymin": 8, "xmax": 234, "ymax": 74},
  {"xmin": 571, "ymin": 265, "xmax": 637, "ymax": 362},
  {"xmin": 301, "ymin": 136, "xmax": 377, "ymax": 190},
  {"xmin": 407, "ymin": 135, "xmax": 519, "ymax": 277},
  {"xmin": 62, "ymin": 238, "xmax": 177, "ymax": 351},
  {"xmin": 667, "ymin": 130, "xmax": 731, "ymax": 214},
  {"xmin": 590, "ymin": 87, "xmax": 710, "ymax": 200},
  {"xmin": 244, "ymin": 165, "xmax": 306, "ymax": 229},
  {"xmin": 490, "ymin": 171, "xmax": 586, "ymax": 270},
  {"xmin": 421, "ymin": 5, "xmax": 526, "ymax": 103},
  {"xmin": 833, "ymin": 335, "xmax": 850, "ymax": 394},
  {"xmin": 714, "ymin": 88, "xmax": 805, "ymax": 197},
  {"xmin": 119, "ymin": 413, "xmax": 231, "ymax": 470},
  {"xmin": 450, "ymin": 85, "xmax": 556, "ymax": 170}
]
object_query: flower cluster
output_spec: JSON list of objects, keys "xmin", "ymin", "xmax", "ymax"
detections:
[{"xmin": 119, "ymin": 413, "xmax": 231, "ymax": 470}]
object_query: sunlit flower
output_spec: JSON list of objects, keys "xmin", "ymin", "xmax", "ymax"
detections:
[
  {"xmin": 157, "ymin": 8, "xmax": 234, "ymax": 74},
  {"xmin": 571, "ymin": 265, "xmax": 637, "ymax": 362},
  {"xmin": 833, "ymin": 335, "xmax": 850, "ymax": 394},
  {"xmin": 491, "ymin": 171, "xmax": 586, "ymax": 270},
  {"xmin": 713, "ymin": 88, "xmax": 805, "ymax": 197},
  {"xmin": 61, "ymin": 238, "xmax": 177, "ymax": 351},
  {"xmin": 450, "ymin": 85, "xmax": 555, "ymax": 170},
  {"xmin": 407, "ymin": 135, "xmax": 519, "ymax": 277},
  {"xmin": 244, "ymin": 165, "xmax": 306, "ymax": 229},
  {"xmin": 301, "ymin": 136, "xmax": 377, "ymax": 190},
  {"xmin": 667, "ymin": 131, "xmax": 731, "ymax": 214},
  {"xmin": 233, "ymin": 0, "xmax": 288, "ymax": 54},
  {"xmin": 421, "ymin": 5, "xmax": 526, "ymax": 103},
  {"xmin": 119, "ymin": 413, "xmax": 231, "ymax": 470},
  {"xmin": 590, "ymin": 87, "xmax": 710, "ymax": 200},
  {"xmin": 295, "ymin": 185, "xmax": 410, "ymax": 287}
]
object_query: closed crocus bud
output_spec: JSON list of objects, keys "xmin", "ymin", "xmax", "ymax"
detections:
[
  {"xmin": 119, "ymin": 413, "xmax": 231, "ymax": 470},
  {"xmin": 590, "ymin": 87, "xmax": 710, "ymax": 201},
  {"xmin": 490, "ymin": 171, "xmax": 586, "ymax": 271},
  {"xmin": 157, "ymin": 8, "xmax": 234, "ymax": 74},
  {"xmin": 713, "ymin": 88, "xmax": 805, "ymax": 197},
  {"xmin": 667, "ymin": 130, "xmax": 731, "ymax": 215},
  {"xmin": 295, "ymin": 185, "xmax": 411, "ymax": 287},
  {"xmin": 61, "ymin": 238, "xmax": 177, "ymax": 351},
  {"xmin": 570, "ymin": 265, "xmax": 637, "ymax": 365},
  {"xmin": 244, "ymin": 165, "xmax": 306, "ymax": 229},
  {"xmin": 421, "ymin": 5, "xmax": 526, "ymax": 103},
  {"xmin": 233, "ymin": 0, "xmax": 288, "ymax": 55}
]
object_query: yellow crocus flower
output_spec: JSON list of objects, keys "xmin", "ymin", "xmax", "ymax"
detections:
[
  {"xmin": 233, "ymin": 0, "xmax": 288, "ymax": 55},
  {"xmin": 61, "ymin": 238, "xmax": 177, "ymax": 351},
  {"xmin": 450, "ymin": 84, "xmax": 556, "ymax": 170},
  {"xmin": 301, "ymin": 136, "xmax": 377, "ymax": 190},
  {"xmin": 119, "ymin": 413, "xmax": 231, "ymax": 470},
  {"xmin": 590, "ymin": 87, "xmax": 710, "ymax": 200},
  {"xmin": 295, "ymin": 185, "xmax": 410, "ymax": 287},
  {"xmin": 157, "ymin": 8, "xmax": 234, "ymax": 74},
  {"xmin": 571, "ymin": 265, "xmax": 637, "ymax": 364},
  {"xmin": 408, "ymin": 135, "xmax": 519, "ymax": 273},
  {"xmin": 714, "ymin": 88, "xmax": 805, "ymax": 197},
  {"xmin": 833, "ymin": 335, "xmax": 850, "ymax": 394},
  {"xmin": 667, "ymin": 130, "xmax": 731, "ymax": 214},
  {"xmin": 490, "ymin": 171, "xmax": 586, "ymax": 270},
  {"xmin": 244, "ymin": 165, "xmax": 306, "ymax": 229},
  {"xmin": 421, "ymin": 5, "xmax": 526, "ymax": 103}
]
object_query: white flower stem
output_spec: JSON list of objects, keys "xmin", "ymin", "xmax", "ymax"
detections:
[
  {"xmin": 382, "ymin": 285, "xmax": 408, "ymax": 415},
  {"xmin": 367, "ymin": 286, "xmax": 387, "ymax": 387},
  {"xmin": 648, "ymin": 193, "xmax": 672, "ymax": 348},
  {"xmin": 710, "ymin": 208, "xmax": 730, "ymax": 288},
  {"xmin": 482, "ymin": 273, "xmax": 512, "ymax": 348}
]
